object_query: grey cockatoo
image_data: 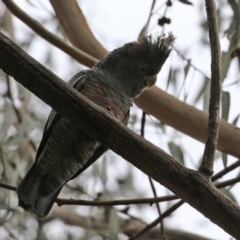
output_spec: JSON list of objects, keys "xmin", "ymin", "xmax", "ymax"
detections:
[{"xmin": 17, "ymin": 33, "xmax": 174, "ymax": 218}]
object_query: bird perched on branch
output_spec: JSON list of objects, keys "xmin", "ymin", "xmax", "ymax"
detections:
[{"xmin": 17, "ymin": 33, "xmax": 174, "ymax": 218}]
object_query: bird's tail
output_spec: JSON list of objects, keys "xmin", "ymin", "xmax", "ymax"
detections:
[{"xmin": 17, "ymin": 163, "xmax": 61, "ymax": 218}]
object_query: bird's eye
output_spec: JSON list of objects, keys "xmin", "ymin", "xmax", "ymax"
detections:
[{"xmin": 141, "ymin": 67, "xmax": 146, "ymax": 72}]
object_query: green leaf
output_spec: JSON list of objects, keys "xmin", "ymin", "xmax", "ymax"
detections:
[
  {"xmin": 221, "ymin": 51, "xmax": 232, "ymax": 83},
  {"xmin": 168, "ymin": 142, "xmax": 184, "ymax": 165},
  {"xmin": 224, "ymin": 0, "xmax": 239, "ymax": 37},
  {"xmin": 0, "ymin": 99, "xmax": 17, "ymax": 141},
  {"xmin": 203, "ymin": 80, "xmax": 211, "ymax": 112},
  {"xmin": 221, "ymin": 153, "xmax": 228, "ymax": 168},
  {"xmin": 101, "ymin": 155, "xmax": 108, "ymax": 185},
  {"xmin": 184, "ymin": 59, "xmax": 191, "ymax": 79},
  {"xmin": 166, "ymin": 67, "xmax": 172, "ymax": 91},
  {"xmin": 194, "ymin": 77, "xmax": 209, "ymax": 104},
  {"xmin": 109, "ymin": 208, "xmax": 119, "ymax": 240},
  {"xmin": 221, "ymin": 91, "xmax": 230, "ymax": 121},
  {"xmin": 220, "ymin": 187, "xmax": 237, "ymax": 203},
  {"xmin": 232, "ymin": 114, "xmax": 240, "ymax": 125},
  {"xmin": 178, "ymin": 0, "xmax": 193, "ymax": 5}
]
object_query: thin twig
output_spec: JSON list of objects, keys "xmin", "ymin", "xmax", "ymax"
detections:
[
  {"xmin": 199, "ymin": 0, "xmax": 221, "ymax": 177},
  {"xmin": 127, "ymin": 173, "xmax": 240, "ymax": 240},
  {"xmin": 138, "ymin": 0, "xmax": 156, "ymax": 39},
  {"xmin": 2, "ymin": 169, "xmax": 239, "ymax": 206},
  {"xmin": 141, "ymin": 111, "xmax": 164, "ymax": 236},
  {"xmin": 0, "ymin": 182, "xmax": 179, "ymax": 206},
  {"xmin": 161, "ymin": 4, "xmax": 169, "ymax": 35},
  {"xmin": 215, "ymin": 176, "xmax": 240, "ymax": 189},
  {"xmin": 0, "ymin": 183, "xmax": 16, "ymax": 191},
  {"xmin": 128, "ymin": 200, "xmax": 184, "ymax": 240},
  {"xmin": 212, "ymin": 159, "xmax": 240, "ymax": 181},
  {"xmin": 2, "ymin": 0, "xmax": 98, "ymax": 68},
  {"xmin": 176, "ymin": 50, "xmax": 211, "ymax": 80},
  {"xmin": 56, "ymin": 195, "xmax": 179, "ymax": 207}
]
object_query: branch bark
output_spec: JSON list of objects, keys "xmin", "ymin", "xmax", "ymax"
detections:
[
  {"xmin": 49, "ymin": 0, "xmax": 108, "ymax": 59},
  {"xmin": 134, "ymin": 89, "xmax": 240, "ymax": 159},
  {"xmin": 2, "ymin": 0, "xmax": 98, "ymax": 67},
  {"xmin": 200, "ymin": 0, "xmax": 221, "ymax": 176},
  {"xmin": 0, "ymin": 31, "xmax": 240, "ymax": 238}
]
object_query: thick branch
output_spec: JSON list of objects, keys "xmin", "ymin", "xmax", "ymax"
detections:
[
  {"xmin": 49, "ymin": 0, "xmax": 108, "ymax": 59},
  {"xmin": 2, "ymin": 0, "xmax": 98, "ymax": 67},
  {"xmin": 134, "ymin": 89, "xmax": 240, "ymax": 159},
  {"xmin": 200, "ymin": 0, "xmax": 221, "ymax": 176},
  {"xmin": 0, "ymin": 32, "xmax": 240, "ymax": 238}
]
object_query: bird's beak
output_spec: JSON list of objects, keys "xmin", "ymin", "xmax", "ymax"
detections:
[{"xmin": 144, "ymin": 75, "xmax": 157, "ymax": 88}]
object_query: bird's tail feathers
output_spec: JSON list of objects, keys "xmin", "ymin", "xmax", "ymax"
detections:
[{"xmin": 17, "ymin": 163, "xmax": 61, "ymax": 218}]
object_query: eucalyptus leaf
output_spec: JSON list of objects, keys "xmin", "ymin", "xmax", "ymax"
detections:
[
  {"xmin": 203, "ymin": 80, "xmax": 210, "ymax": 112},
  {"xmin": 221, "ymin": 51, "xmax": 232, "ymax": 83},
  {"xmin": 168, "ymin": 142, "xmax": 184, "ymax": 165},
  {"xmin": 224, "ymin": 0, "xmax": 239, "ymax": 37},
  {"xmin": 1, "ymin": 150, "xmax": 15, "ymax": 182},
  {"xmin": 184, "ymin": 59, "xmax": 191, "ymax": 79},
  {"xmin": 221, "ymin": 153, "xmax": 228, "ymax": 168},
  {"xmin": 0, "ymin": 99, "xmax": 16, "ymax": 141},
  {"xmin": 232, "ymin": 114, "xmax": 240, "ymax": 125},
  {"xmin": 166, "ymin": 67, "xmax": 172, "ymax": 91},
  {"xmin": 178, "ymin": 0, "xmax": 193, "ymax": 5},
  {"xmin": 101, "ymin": 155, "xmax": 108, "ymax": 185},
  {"xmin": 221, "ymin": 91, "xmax": 230, "ymax": 121},
  {"xmin": 109, "ymin": 208, "xmax": 119, "ymax": 240},
  {"xmin": 194, "ymin": 77, "xmax": 209, "ymax": 104},
  {"xmin": 220, "ymin": 187, "xmax": 237, "ymax": 203}
]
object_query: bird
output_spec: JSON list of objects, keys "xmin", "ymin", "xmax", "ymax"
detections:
[{"xmin": 17, "ymin": 33, "xmax": 174, "ymax": 218}]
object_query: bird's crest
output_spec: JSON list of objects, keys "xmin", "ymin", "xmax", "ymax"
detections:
[
  {"xmin": 124, "ymin": 32, "xmax": 175, "ymax": 60},
  {"xmin": 95, "ymin": 33, "xmax": 175, "ymax": 71},
  {"xmin": 139, "ymin": 32, "xmax": 175, "ymax": 55}
]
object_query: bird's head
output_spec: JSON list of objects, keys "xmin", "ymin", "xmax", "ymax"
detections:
[{"xmin": 95, "ymin": 33, "xmax": 175, "ymax": 98}]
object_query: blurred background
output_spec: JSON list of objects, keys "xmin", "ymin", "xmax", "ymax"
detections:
[{"xmin": 0, "ymin": 0, "xmax": 239, "ymax": 239}]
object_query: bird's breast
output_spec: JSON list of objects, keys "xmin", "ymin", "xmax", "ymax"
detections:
[{"xmin": 81, "ymin": 81, "xmax": 128, "ymax": 122}]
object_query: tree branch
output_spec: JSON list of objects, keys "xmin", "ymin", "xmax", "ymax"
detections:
[
  {"xmin": 56, "ymin": 195, "xmax": 178, "ymax": 207},
  {"xmin": 1, "ymin": 167, "xmax": 237, "ymax": 206},
  {"xmin": 215, "ymin": 176, "xmax": 240, "ymax": 189},
  {"xmin": 129, "ymin": 200, "xmax": 184, "ymax": 240},
  {"xmin": 200, "ymin": 0, "xmax": 221, "ymax": 176},
  {"xmin": 141, "ymin": 111, "xmax": 164, "ymax": 235},
  {"xmin": 2, "ymin": 0, "xmax": 98, "ymax": 67},
  {"xmin": 49, "ymin": 0, "xmax": 108, "ymax": 59},
  {"xmin": 134, "ymin": 88, "xmax": 240, "ymax": 159},
  {"xmin": 138, "ymin": 0, "xmax": 156, "ymax": 39},
  {"xmin": 0, "ymin": 32, "xmax": 240, "ymax": 238}
]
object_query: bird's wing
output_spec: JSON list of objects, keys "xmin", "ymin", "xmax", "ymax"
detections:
[
  {"xmin": 36, "ymin": 70, "xmax": 88, "ymax": 161},
  {"xmin": 36, "ymin": 69, "xmax": 109, "ymax": 169}
]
